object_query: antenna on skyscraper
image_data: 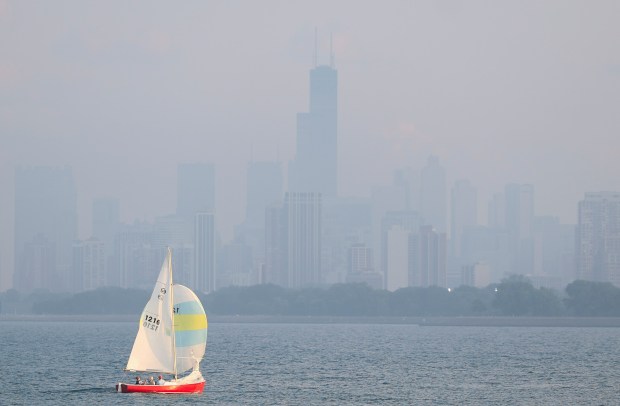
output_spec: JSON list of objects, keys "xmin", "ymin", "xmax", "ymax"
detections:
[
  {"xmin": 330, "ymin": 33, "xmax": 335, "ymax": 68},
  {"xmin": 314, "ymin": 27, "xmax": 318, "ymax": 67}
]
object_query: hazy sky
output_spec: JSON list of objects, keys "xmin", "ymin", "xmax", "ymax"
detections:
[{"xmin": 1, "ymin": 1, "xmax": 619, "ymax": 289}]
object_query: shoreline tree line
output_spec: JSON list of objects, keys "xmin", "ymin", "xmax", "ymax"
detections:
[{"xmin": 1, "ymin": 276, "xmax": 620, "ymax": 317}]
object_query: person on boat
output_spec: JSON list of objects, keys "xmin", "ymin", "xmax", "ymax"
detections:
[
  {"xmin": 157, "ymin": 375, "xmax": 166, "ymax": 385},
  {"xmin": 148, "ymin": 376, "xmax": 155, "ymax": 385},
  {"xmin": 135, "ymin": 376, "xmax": 142, "ymax": 385}
]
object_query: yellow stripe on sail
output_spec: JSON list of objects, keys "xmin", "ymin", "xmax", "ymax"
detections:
[{"xmin": 174, "ymin": 314, "xmax": 208, "ymax": 331}]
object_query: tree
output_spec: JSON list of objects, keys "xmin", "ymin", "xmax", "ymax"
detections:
[
  {"xmin": 565, "ymin": 280, "xmax": 620, "ymax": 316},
  {"xmin": 492, "ymin": 275, "xmax": 563, "ymax": 316}
]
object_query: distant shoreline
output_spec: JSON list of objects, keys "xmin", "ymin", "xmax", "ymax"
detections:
[{"xmin": 2, "ymin": 314, "xmax": 620, "ymax": 327}]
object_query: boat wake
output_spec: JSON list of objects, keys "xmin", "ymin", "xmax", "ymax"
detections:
[{"xmin": 41, "ymin": 387, "xmax": 116, "ymax": 394}]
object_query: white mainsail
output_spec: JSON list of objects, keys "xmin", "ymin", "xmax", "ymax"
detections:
[
  {"xmin": 173, "ymin": 284, "xmax": 208, "ymax": 374},
  {"xmin": 125, "ymin": 249, "xmax": 176, "ymax": 374}
]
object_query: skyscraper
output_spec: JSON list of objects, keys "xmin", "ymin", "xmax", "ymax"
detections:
[
  {"xmin": 345, "ymin": 243, "xmax": 382, "ymax": 289},
  {"xmin": 92, "ymin": 197, "xmax": 120, "ymax": 285},
  {"xmin": 381, "ymin": 210, "xmax": 420, "ymax": 281},
  {"xmin": 285, "ymin": 192, "xmax": 322, "ymax": 288},
  {"xmin": 113, "ymin": 221, "xmax": 153, "ymax": 289},
  {"xmin": 487, "ymin": 192, "xmax": 505, "ymax": 229},
  {"xmin": 533, "ymin": 216, "xmax": 575, "ymax": 289},
  {"xmin": 245, "ymin": 161, "xmax": 283, "ymax": 229},
  {"xmin": 385, "ymin": 225, "xmax": 409, "ymax": 291},
  {"xmin": 72, "ymin": 238, "xmax": 105, "ymax": 292},
  {"xmin": 17, "ymin": 235, "xmax": 55, "ymax": 292},
  {"xmin": 505, "ymin": 183, "xmax": 535, "ymax": 275},
  {"xmin": 264, "ymin": 203, "xmax": 288, "ymax": 286},
  {"xmin": 194, "ymin": 212, "xmax": 216, "ymax": 293},
  {"xmin": 409, "ymin": 226, "xmax": 447, "ymax": 288},
  {"xmin": 92, "ymin": 198, "xmax": 120, "ymax": 248},
  {"xmin": 420, "ymin": 156, "xmax": 447, "ymax": 232},
  {"xmin": 577, "ymin": 192, "xmax": 620, "ymax": 285},
  {"xmin": 451, "ymin": 179, "xmax": 478, "ymax": 258},
  {"xmin": 371, "ymin": 181, "xmax": 409, "ymax": 279},
  {"xmin": 321, "ymin": 196, "xmax": 372, "ymax": 284},
  {"xmin": 348, "ymin": 243, "xmax": 373, "ymax": 274},
  {"xmin": 505, "ymin": 183, "xmax": 534, "ymax": 243},
  {"xmin": 177, "ymin": 163, "xmax": 215, "ymax": 220},
  {"xmin": 289, "ymin": 64, "xmax": 338, "ymax": 196},
  {"xmin": 239, "ymin": 161, "xmax": 283, "ymax": 274},
  {"xmin": 217, "ymin": 239, "xmax": 253, "ymax": 288},
  {"xmin": 14, "ymin": 166, "xmax": 77, "ymax": 292}
]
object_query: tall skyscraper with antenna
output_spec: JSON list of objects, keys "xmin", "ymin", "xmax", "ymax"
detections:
[{"xmin": 289, "ymin": 35, "xmax": 338, "ymax": 197}]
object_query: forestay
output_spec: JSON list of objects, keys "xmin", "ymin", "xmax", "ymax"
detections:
[
  {"xmin": 173, "ymin": 284, "xmax": 208, "ymax": 373},
  {"xmin": 125, "ymin": 251, "xmax": 176, "ymax": 374}
]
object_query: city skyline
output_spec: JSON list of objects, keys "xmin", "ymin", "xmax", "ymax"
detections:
[{"xmin": 1, "ymin": 1, "xmax": 619, "ymax": 290}]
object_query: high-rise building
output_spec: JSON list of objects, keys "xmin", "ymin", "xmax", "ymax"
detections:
[
  {"xmin": 264, "ymin": 192, "xmax": 322, "ymax": 288},
  {"xmin": 321, "ymin": 196, "xmax": 372, "ymax": 285},
  {"xmin": 348, "ymin": 243, "xmax": 373, "ymax": 274},
  {"xmin": 170, "ymin": 245, "xmax": 194, "ymax": 288},
  {"xmin": 113, "ymin": 222, "xmax": 153, "ymax": 289},
  {"xmin": 385, "ymin": 225, "xmax": 409, "ymax": 291},
  {"xmin": 460, "ymin": 225, "xmax": 511, "ymax": 284},
  {"xmin": 380, "ymin": 211, "xmax": 420, "ymax": 282},
  {"xmin": 289, "ymin": 64, "xmax": 338, "ymax": 197},
  {"xmin": 285, "ymin": 192, "xmax": 322, "ymax": 288},
  {"xmin": 92, "ymin": 198, "xmax": 120, "ymax": 249},
  {"xmin": 237, "ymin": 161, "xmax": 283, "ymax": 276},
  {"xmin": 194, "ymin": 212, "xmax": 216, "ymax": 293},
  {"xmin": 72, "ymin": 238, "xmax": 105, "ymax": 292},
  {"xmin": 92, "ymin": 197, "xmax": 120, "ymax": 285},
  {"xmin": 393, "ymin": 167, "xmax": 420, "ymax": 211},
  {"xmin": 485, "ymin": 184, "xmax": 535, "ymax": 277},
  {"xmin": 488, "ymin": 192, "xmax": 505, "ymax": 229},
  {"xmin": 345, "ymin": 243, "xmax": 382, "ymax": 289},
  {"xmin": 505, "ymin": 183, "xmax": 534, "ymax": 242},
  {"xmin": 505, "ymin": 183, "xmax": 535, "ymax": 275},
  {"xmin": 217, "ymin": 240, "xmax": 253, "ymax": 288},
  {"xmin": 371, "ymin": 179, "xmax": 409, "ymax": 277},
  {"xmin": 461, "ymin": 262, "xmax": 491, "ymax": 288},
  {"xmin": 420, "ymin": 156, "xmax": 446, "ymax": 232},
  {"xmin": 531, "ymin": 216, "xmax": 575, "ymax": 289},
  {"xmin": 14, "ymin": 166, "xmax": 77, "ymax": 292},
  {"xmin": 245, "ymin": 161, "xmax": 283, "ymax": 229},
  {"xmin": 264, "ymin": 204, "xmax": 288, "ymax": 286},
  {"xmin": 409, "ymin": 226, "xmax": 447, "ymax": 288},
  {"xmin": 577, "ymin": 192, "xmax": 620, "ymax": 285},
  {"xmin": 153, "ymin": 215, "xmax": 192, "ymax": 248},
  {"xmin": 177, "ymin": 163, "xmax": 215, "ymax": 220},
  {"xmin": 17, "ymin": 235, "xmax": 55, "ymax": 292},
  {"xmin": 451, "ymin": 180, "xmax": 477, "ymax": 258}
]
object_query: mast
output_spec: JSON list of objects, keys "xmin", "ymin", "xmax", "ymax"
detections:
[{"xmin": 169, "ymin": 247, "xmax": 178, "ymax": 379}]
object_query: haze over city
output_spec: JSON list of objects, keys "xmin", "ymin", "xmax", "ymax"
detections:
[{"xmin": 1, "ymin": 1, "xmax": 619, "ymax": 291}]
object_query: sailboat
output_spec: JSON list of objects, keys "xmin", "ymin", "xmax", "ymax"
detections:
[{"xmin": 116, "ymin": 248, "xmax": 207, "ymax": 394}]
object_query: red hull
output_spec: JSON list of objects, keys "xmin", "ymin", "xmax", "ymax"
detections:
[{"xmin": 116, "ymin": 381, "xmax": 205, "ymax": 394}]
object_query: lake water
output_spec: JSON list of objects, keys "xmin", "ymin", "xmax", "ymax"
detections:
[{"xmin": 1, "ymin": 321, "xmax": 619, "ymax": 405}]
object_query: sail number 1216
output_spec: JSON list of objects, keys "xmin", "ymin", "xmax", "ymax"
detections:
[{"xmin": 143, "ymin": 315, "xmax": 160, "ymax": 331}]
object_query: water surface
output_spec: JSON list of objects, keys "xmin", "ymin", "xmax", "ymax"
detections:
[{"xmin": 1, "ymin": 321, "xmax": 618, "ymax": 405}]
